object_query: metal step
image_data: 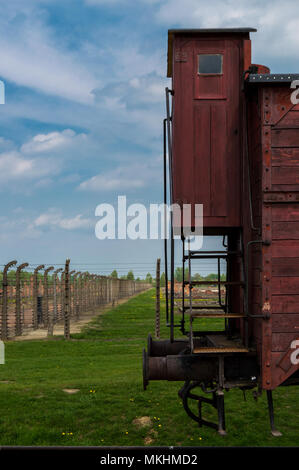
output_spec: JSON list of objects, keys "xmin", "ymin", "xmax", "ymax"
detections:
[
  {"xmin": 193, "ymin": 347, "xmax": 249, "ymax": 354},
  {"xmin": 193, "ymin": 335, "xmax": 249, "ymax": 354},
  {"xmin": 189, "ymin": 312, "xmax": 245, "ymax": 318},
  {"xmin": 183, "ymin": 305, "xmax": 227, "ymax": 311},
  {"xmin": 183, "ymin": 280, "xmax": 245, "ymax": 286},
  {"xmin": 184, "ymin": 250, "xmax": 242, "ymax": 260}
]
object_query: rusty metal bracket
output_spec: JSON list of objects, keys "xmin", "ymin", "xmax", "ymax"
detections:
[{"xmin": 178, "ymin": 381, "xmax": 226, "ymax": 436}]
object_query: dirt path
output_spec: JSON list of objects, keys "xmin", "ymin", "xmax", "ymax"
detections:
[{"xmin": 13, "ymin": 293, "xmax": 143, "ymax": 341}]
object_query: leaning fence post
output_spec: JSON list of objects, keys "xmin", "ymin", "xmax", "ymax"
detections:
[
  {"xmin": 15, "ymin": 262, "xmax": 29, "ymax": 337},
  {"xmin": 1, "ymin": 260, "xmax": 17, "ymax": 340},
  {"xmin": 43, "ymin": 266, "xmax": 54, "ymax": 328},
  {"xmin": 33, "ymin": 265, "xmax": 45, "ymax": 329},
  {"xmin": 64, "ymin": 259, "xmax": 71, "ymax": 340},
  {"xmin": 155, "ymin": 258, "xmax": 161, "ymax": 340}
]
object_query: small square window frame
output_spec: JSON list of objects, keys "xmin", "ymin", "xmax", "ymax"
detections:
[{"xmin": 197, "ymin": 54, "xmax": 223, "ymax": 76}]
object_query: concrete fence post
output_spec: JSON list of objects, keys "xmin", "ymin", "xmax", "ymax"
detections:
[
  {"xmin": 44, "ymin": 266, "xmax": 54, "ymax": 328},
  {"xmin": 91, "ymin": 274, "xmax": 96, "ymax": 311},
  {"xmin": 15, "ymin": 262, "xmax": 29, "ymax": 336},
  {"xmin": 32, "ymin": 264, "xmax": 44, "ymax": 330},
  {"xmin": 64, "ymin": 259, "xmax": 71, "ymax": 340},
  {"xmin": 1, "ymin": 260, "xmax": 17, "ymax": 340},
  {"xmin": 51, "ymin": 268, "xmax": 63, "ymax": 335},
  {"xmin": 60, "ymin": 272, "xmax": 65, "ymax": 321},
  {"xmin": 78, "ymin": 273, "xmax": 84, "ymax": 318},
  {"xmin": 69, "ymin": 270, "xmax": 76, "ymax": 318},
  {"xmin": 80, "ymin": 272, "xmax": 87, "ymax": 313},
  {"xmin": 84, "ymin": 272, "xmax": 90, "ymax": 312}
]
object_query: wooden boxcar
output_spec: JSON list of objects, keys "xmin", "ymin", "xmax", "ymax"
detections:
[
  {"xmin": 143, "ymin": 28, "xmax": 299, "ymax": 435},
  {"xmin": 245, "ymin": 76, "xmax": 299, "ymax": 390}
]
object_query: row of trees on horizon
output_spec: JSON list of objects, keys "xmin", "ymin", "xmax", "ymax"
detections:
[
  {"xmin": 110, "ymin": 267, "xmax": 226, "ymax": 286},
  {"xmin": 0, "ymin": 268, "xmax": 225, "ymax": 286}
]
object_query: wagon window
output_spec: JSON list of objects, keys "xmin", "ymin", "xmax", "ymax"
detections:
[{"xmin": 198, "ymin": 54, "xmax": 223, "ymax": 74}]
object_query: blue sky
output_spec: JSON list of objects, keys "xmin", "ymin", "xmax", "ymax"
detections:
[{"xmin": 1, "ymin": 0, "xmax": 299, "ymax": 277}]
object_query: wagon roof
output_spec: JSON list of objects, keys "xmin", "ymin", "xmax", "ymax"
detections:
[
  {"xmin": 246, "ymin": 73, "xmax": 299, "ymax": 84},
  {"xmin": 167, "ymin": 28, "xmax": 257, "ymax": 77}
]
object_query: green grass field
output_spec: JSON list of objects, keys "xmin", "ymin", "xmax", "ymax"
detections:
[{"xmin": 0, "ymin": 289, "xmax": 298, "ymax": 446}]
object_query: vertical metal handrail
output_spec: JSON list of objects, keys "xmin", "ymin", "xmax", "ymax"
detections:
[
  {"xmin": 165, "ymin": 87, "xmax": 175, "ymax": 342},
  {"xmin": 165, "ymin": 87, "xmax": 173, "ymax": 204},
  {"xmin": 163, "ymin": 118, "xmax": 169, "ymax": 326},
  {"xmin": 243, "ymin": 91, "xmax": 260, "ymax": 234},
  {"xmin": 181, "ymin": 237, "xmax": 186, "ymax": 334},
  {"xmin": 188, "ymin": 247, "xmax": 192, "ymax": 349}
]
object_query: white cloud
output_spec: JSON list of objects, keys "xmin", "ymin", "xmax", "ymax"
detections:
[
  {"xmin": 0, "ymin": 8, "xmax": 98, "ymax": 104},
  {"xmin": 78, "ymin": 161, "xmax": 161, "ymax": 192},
  {"xmin": 21, "ymin": 129, "xmax": 86, "ymax": 154},
  {"xmin": 34, "ymin": 210, "xmax": 93, "ymax": 231},
  {"xmin": 128, "ymin": 75, "xmax": 166, "ymax": 103},
  {"xmin": 155, "ymin": 0, "xmax": 299, "ymax": 65},
  {"xmin": 112, "ymin": 46, "xmax": 164, "ymax": 80},
  {"xmin": 0, "ymin": 214, "xmax": 41, "ymax": 240},
  {"xmin": 79, "ymin": 169, "xmax": 144, "ymax": 192},
  {"xmin": 0, "ymin": 128, "xmax": 90, "ymax": 189},
  {"xmin": 0, "ymin": 208, "xmax": 93, "ymax": 243},
  {"xmin": 0, "ymin": 151, "xmax": 58, "ymax": 183},
  {"xmin": 0, "ymin": 128, "xmax": 85, "ymax": 187}
]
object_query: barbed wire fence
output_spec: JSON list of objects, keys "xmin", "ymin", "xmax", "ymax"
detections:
[{"xmin": 0, "ymin": 259, "xmax": 150, "ymax": 341}]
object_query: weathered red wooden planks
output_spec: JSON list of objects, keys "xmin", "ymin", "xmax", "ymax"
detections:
[
  {"xmin": 246, "ymin": 84, "xmax": 299, "ymax": 389},
  {"xmin": 171, "ymin": 32, "xmax": 245, "ymax": 228}
]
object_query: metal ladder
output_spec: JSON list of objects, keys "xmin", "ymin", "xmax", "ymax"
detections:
[{"xmin": 180, "ymin": 239, "xmax": 248, "ymax": 354}]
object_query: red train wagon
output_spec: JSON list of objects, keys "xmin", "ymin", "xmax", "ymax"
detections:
[
  {"xmin": 245, "ymin": 76, "xmax": 299, "ymax": 391},
  {"xmin": 143, "ymin": 28, "xmax": 299, "ymax": 435}
]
